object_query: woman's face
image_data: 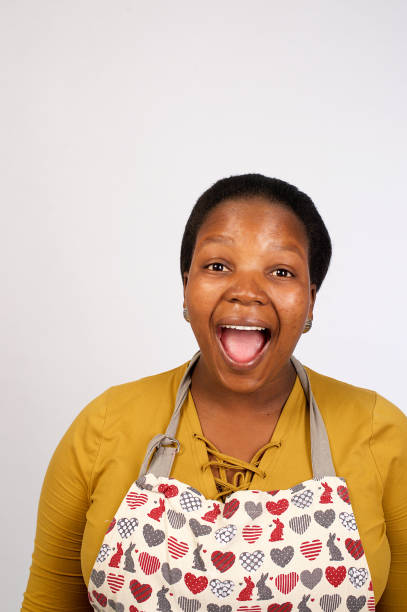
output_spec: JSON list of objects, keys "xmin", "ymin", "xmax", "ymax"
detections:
[{"xmin": 183, "ymin": 197, "xmax": 316, "ymax": 394}]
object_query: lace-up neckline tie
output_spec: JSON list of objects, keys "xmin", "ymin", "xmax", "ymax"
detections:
[{"xmin": 194, "ymin": 433, "xmax": 281, "ymax": 500}]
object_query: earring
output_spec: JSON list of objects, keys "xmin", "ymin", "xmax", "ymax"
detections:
[
  {"xmin": 183, "ymin": 307, "xmax": 190, "ymax": 322},
  {"xmin": 303, "ymin": 319, "xmax": 313, "ymax": 333}
]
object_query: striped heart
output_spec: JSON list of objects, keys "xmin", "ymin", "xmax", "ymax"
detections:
[
  {"xmin": 106, "ymin": 573, "xmax": 125, "ymax": 593},
  {"xmin": 275, "ymin": 572, "xmax": 299, "ymax": 594},
  {"xmin": 92, "ymin": 591, "xmax": 107, "ymax": 607},
  {"xmin": 178, "ymin": 596, "xmax": 201, "ymax": 612},
  {"xmin": 211, "ymin": 550, "xmax": 236, "ymax": 573},
  {"xmin": 367, "ymin": 596, "xmax": 375, "ymax": 611},
  {"xmin": 320, "ymin": 594, "xmax": 341, "ymax": 612},
  {"xmin": 184, "ymin": 572, "xmax": 208, "ymax": 594},
  {"xmin": 267, "ymin": 605, "xmax": 293, "ymax": 612},
  {"xmin": 300, "ymin": 539, "xmax": 322, "ymax": 561},
  {"xmin": 345, "ymin": 538, "xmax": 364, "ymax": 560},
  {"xmin": 236, "ymin": 606, "xmax": 262, "ymax": 612},
  {"xmin": 168, "ymin": 509, "xmax": 186, "ymax": 530},
  {"xmin": 126, "ymin": 492, "xmax": 148, "ymax": 509},
  {"xmin": 168, "ymin": 536, "xmax": 189, "ymax": 559},
  {"xmin": 289, "ymin": 514, "xmax": 311, "ymax": 535},
  {"xmin": 337, "ymin": 485, "xmax": 350, "ymax": 504},
  {"xmin": 129, "ymin": 579, "xmax": 152, "ymax": 603},
  {"xmin": 266, "ymin": 499, "xmax": 289, "ymax": 515},
  {"xmin": 325, "ymin": 566, "xmax": 346, "ymax": 587},
  {"xmin": 242, "ymin": 525, "xmax": 262, "ymax": 543},
  {"xmin": 138, "ymin": 552, "xmax": 160, "ymax": 575},
  {"xmin": 105, "ymin": 518, "xmax": 116, "ymax": 534},
  {"xmin": 223, "ymin": 499, "xmax": 239, "ymax": 519}
]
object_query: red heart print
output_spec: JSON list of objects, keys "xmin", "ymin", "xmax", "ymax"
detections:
[
  {"xmin": 345, "ymin": 538, "xmax": 364, "ymax": 560},
  {"xmin": 105, "ymin": 517, "xmax": 116, "ymax": 534},
  {"xmin": 184, "ymin": 572, "xmax": 208, "ymax": 594},
  {"xmin": 268, "ymin": 604, "xmax": 293, "ymax": 612},
  {"xmin": 237, "ymin": 606, "xmax": 262, "ymax": 612},
  {"xmin": 138, "ymin": 552, "xmax": 161, "ymax": 574},
  {"xmin": 266, "ymin": 499, "xmax": 289, "ymax": 515},
  {"xmin": 158, "ymin": 484, "xmax": 179, "ymax": 498},
  {"xmin": 299, "ymin": 539, "xmax": 322, "ymax": 561},
  {"xmin": 267, "ymin": 490, "xmax": 280, "ymax": 496},
  {"xmin": 168, "ymin": 536, "xmax": 189, "ymax": 559},
  {"xmin": 211, "ymin": 550, "xmax": 236, "ymax": 573},
  {"xmin": 126, "ymin": 492, "xmax": 148, "ymax": 509},
  {"xmin": 129, "ymin": 579, "xmax": 153, "ymax": 602},
  {"xmin": 223, "ymin": 499, "xmax": 240, "ymax": 518},
  {"xmin": 242, "ymin": 525, "xmax": 263, "ymax": 543},
  {"xmin": 107, "ymin": 573, "xmax": 124, "ymax": 593},
  {"xmin": 274, "ymin": 572, "xmax": 299, "ymax": 594},
  {"xmin": 92, "ymin": 590, "xmax": 107, "ymax": 607},
  {"xmin": 337, "ymin": 485, "xmax": 350, "ymax": 504},
  {"xmin": 325, "ymin": 566, "xmax": 346, "ymax": 587},
  {"xmin": 129, "ymin": 607, "xmax": 139, "ymax": 612}
]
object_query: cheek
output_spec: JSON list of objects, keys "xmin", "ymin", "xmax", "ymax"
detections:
[{"xmin": 277, "ymin": 288, "xmax": 310, "ymax": 322}]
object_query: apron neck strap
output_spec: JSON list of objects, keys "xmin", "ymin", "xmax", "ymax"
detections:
[{"xmin": 138, "ymin": 352, "xmax": 336, "ymax": 481}]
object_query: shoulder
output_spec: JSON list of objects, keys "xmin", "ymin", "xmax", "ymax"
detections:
[
  {"xmin": 72, "ymin": 360, "xmax": 190, "ymax": 438},
  {"xmin": 305, "ymin": 365, "xmax": 407, "ymax": 442},
  {"xmin": 102, "ymin": 360, "xmax": 189, "ymax": 415}
]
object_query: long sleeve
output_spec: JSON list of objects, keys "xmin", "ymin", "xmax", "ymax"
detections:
[
  {"xmin": 371, "ymin": 393, "xmax": 407, "ymax": 610},
  {"xmin": 21, "ymin": 391, "xmax": 108, "ymax": 611}
]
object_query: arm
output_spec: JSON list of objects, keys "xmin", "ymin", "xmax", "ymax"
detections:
[
  {"xmin": 21, "ymin": 392, "xmax": 107, "ymax": 611},
  {"xmin": 371, "ymin": 394, "xmax": 407, "ymax": 611}
]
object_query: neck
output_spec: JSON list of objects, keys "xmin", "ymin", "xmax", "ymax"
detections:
[{"xmin": 190, "ymin": 356, "xmax": 297, "ymax": 419}]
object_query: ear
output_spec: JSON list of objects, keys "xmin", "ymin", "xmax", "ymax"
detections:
[
  {"xmin": 182, "ymin": 272, "xmax": 189, "ymax": 303},
  {"xmin": 308, "ymin": 283, "xmax": 317, "ymax": 320}
]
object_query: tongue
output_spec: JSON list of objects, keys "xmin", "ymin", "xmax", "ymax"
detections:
[{"xmin": 220, "ymin": 328, "xmax": 266, "ymax": 363}]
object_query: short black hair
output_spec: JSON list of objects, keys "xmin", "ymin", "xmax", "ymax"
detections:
[{"xmin": 180, "ymin": 173, "xmax": 332, "ymax": 291}]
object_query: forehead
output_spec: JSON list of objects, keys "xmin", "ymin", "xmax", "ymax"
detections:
[{"xmin": 196, "ymin": 196, "xmax": 309, "ymax": 251}]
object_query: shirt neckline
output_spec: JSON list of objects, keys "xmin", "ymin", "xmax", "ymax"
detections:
[{"xmin": 184, "ymin": 373, "xmax": 306, "ymax": 497}]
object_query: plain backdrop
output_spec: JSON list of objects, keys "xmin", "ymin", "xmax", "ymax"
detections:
[{"xmin": 1, "ymin": 1, "xmax": 406, "ymax": 608}]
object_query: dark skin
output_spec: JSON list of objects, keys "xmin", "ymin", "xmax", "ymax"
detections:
[{"xmin": 183, "ymin": 197, "xmax": 316, "ymax": 467}]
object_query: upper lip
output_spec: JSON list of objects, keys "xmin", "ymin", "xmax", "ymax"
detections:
[{"xmin": 215, "ymin": 317, "xmax": 271, "ymax": 331}]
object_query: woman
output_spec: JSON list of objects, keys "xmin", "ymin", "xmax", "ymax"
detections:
[{"xmin": 23, "ymin": 174, "xmax": 407, "ymax": 611}]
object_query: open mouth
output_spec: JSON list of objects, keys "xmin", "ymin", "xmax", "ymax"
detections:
[{"xmin": 217, "ymin": 324, "xmax": 271, "ymax": 365}]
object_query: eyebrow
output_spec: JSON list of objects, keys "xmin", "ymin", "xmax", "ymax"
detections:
[{"xmin": 201, "ymin": 235, "xmax": 235, "ymax": 245}]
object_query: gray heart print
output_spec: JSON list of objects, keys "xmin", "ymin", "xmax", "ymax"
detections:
[
  {"xmin": 320, "ymin": 594, "xmax": 341, "ymax": 612},
  {"xmin": 161, "ymin": 562, "xmax": 182, "ymax": 585},
  {"xmin": 346, "ymin": 595, "xmax": 367, "ymax": 612},
  {"xmin": 108, "ymin": 600, "xmax": 124, "ymax": 612},
  {"xmin": 143, "ymin": 523, "xmax": 165, "ymax": 547},
  {"xmin": 300, "ymin": 568, "xmax": 323, "ymax": 589},
  {"xmin": 314, "ymin": 509, "xmax": 335, "ymax": 528},
  {"xmin": 90, "ymin": 569, "xmax": 105, "ymax": 588},
  {"xmin": 269, "ymin": 546, "xmax": 294, "ymax": 567},
  {"xmin": 178, "ymin": 596, "xmax": 201, "ymax": 612},
  {"xmin": 244, "ymin": 501, "xmax": 262, "ymax": 520},
  {"xmin": 189, "ymin": 518, "xmax": 212, "ymax": 537}
]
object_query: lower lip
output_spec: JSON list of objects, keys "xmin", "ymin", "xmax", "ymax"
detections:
[{"xmin": 215, "ymin": 327, "xmax": 271, "ymax": 370}]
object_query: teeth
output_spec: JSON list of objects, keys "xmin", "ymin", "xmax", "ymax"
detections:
[{"xmin": 221, "ymin": 325, "xmax": 266, "ymax": 331}]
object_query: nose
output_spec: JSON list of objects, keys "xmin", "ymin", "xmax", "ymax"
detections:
[{"xmin": 224, "ymin": 272, "xmax": 269, "ymax": 306}]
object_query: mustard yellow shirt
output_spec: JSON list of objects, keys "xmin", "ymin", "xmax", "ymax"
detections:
[{"xmin": 22, "ymin": 361, "xmax": 407, "ymax": 611}]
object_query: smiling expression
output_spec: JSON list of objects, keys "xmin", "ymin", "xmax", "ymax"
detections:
[{"xmin": 183, "ymin": 196, "xmax": 316, "ymax": 394}]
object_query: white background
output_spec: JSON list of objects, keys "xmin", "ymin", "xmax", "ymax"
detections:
[{"xmin": 1, "ymin": 1, "xmax": 406, "ymax": 608}]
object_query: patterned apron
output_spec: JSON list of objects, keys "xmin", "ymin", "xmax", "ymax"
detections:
[{"xmin": 88, "ymin": 354, "xmax": 375, "ymax": 612}]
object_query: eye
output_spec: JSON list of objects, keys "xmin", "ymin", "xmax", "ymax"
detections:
[
  {"xmin": 206, "ymin": 262, "xmax": 227, "ymax": 272},
  {"xmin": 271, "ymin": 268, "xmax": 294, "ymax": 278}
]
